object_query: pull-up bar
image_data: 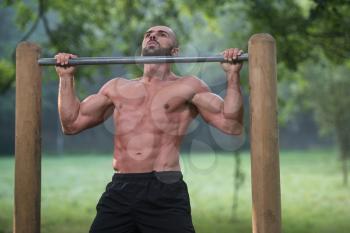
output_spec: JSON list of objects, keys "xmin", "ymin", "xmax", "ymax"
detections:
[{"xmin": 37, "ymin": 54, "xmax": 249, "ymax": 66}]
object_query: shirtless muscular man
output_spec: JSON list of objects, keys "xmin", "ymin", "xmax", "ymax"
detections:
[{"xmin": 55, "ymin": 25, "xmax": 243, "ymax": 233}]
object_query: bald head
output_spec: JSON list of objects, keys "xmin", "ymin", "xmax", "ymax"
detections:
[{"xmin": 145, "ymin": 25, "xmax": 179, "ymax": 48}]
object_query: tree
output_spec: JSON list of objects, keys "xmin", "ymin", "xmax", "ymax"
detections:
[
  {"xmin": 243, "ymin": 0, "xmax": 350, "ymax": 70},
  {"xmin": 238, "ymin": 0, "xmax": 350, "ymax": 185},
  {"xmin": 2, "ymin": 0, "xmax": 349, "ymax": 182},
  {"xmin": 302, "ymin": 58, "xmax": 350, "ymax": 185},
  {"xmin": 0, "ymin": 0, "xmax": 224, "ymax": 93},
  {"xmin": 3, "ymin": 0, "xmax": 349, "ymax": 87}
]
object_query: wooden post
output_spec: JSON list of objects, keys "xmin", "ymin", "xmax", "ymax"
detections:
[
  {"xmin": 15, "ymin": 42, "xmax": 42, "ymax": 233},
  {"xmin": 248, "ymin": 34, "xmax": 281, "ymax": 233}
]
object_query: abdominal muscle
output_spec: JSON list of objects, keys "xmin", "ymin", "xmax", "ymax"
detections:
[{"xmin": 112, "ymin": 131, "xmax": 182, "ymax": 173}]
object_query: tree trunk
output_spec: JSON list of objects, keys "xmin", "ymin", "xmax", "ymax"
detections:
[
  {"xmin": 336, "ymin": 125, "xmax": 349, "ymax": 186},
  {"xmin": 56, "ymin": 118, "xmax": 64, "ymax": 155},
  {"xmin": 232, "ymin": 151, "xmax": 244, "ymax": 221},
  {"xmin": 342, "ymin": 158, "xmax": 348, "ymax": 186}
]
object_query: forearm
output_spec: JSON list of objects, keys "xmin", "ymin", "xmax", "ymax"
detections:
[
  {"xmin": 223, "ymin": 71, "xmax": 243, "ymax": 124},
  {"xmin": 58, "ymin": 75, "xmax": 80, "ymax": 127}
]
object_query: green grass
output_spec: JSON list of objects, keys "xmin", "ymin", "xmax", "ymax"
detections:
[{"xmin": 1, "ymin": 151, "xmax": 349, "ymax": 233}]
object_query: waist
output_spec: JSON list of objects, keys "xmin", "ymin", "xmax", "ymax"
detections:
[{"xmin": 113, "ymin": 170, "xmax": 183, "ymax": 183}]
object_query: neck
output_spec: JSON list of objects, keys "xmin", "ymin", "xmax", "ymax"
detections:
[{"xmin": 143, "ymin": 63, "xmax": 172, "ymax": 81}]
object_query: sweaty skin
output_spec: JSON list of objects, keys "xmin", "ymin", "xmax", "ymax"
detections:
[{"xmin": 55, "ymin": 26, "xmax": 243, "ymax": 173}]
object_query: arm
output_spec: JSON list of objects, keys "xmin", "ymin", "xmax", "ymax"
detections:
[
  {"xmin": 55, "ymin": 53, "xmax": 115, "ymax": 135},
  {"xmin": 191, "ymin": 48, "xmax": 244, "ymax": 135}
]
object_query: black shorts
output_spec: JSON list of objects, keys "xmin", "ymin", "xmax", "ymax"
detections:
[{"xmin": 89, "ymin": 171, "xmax": 196, "ymax": 233}]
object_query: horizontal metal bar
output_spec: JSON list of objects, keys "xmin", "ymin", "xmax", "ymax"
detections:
[{"xmin": 38, "ymin": 53, "xmax": 249, "ymax": 66}]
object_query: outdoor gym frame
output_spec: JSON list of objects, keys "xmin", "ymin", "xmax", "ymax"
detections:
[{"xmin": 14, "ymin": 33, "xmax": 281, "ymax": 233}]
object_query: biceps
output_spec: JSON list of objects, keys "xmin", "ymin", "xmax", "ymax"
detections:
[
  {"xmin": 81, "ymin": 94, "xmax": 112, "ymax": 115},
  {"xmin": 73, "ymin": 94, "xmax": 114, "ymax": 129},
  {"xmin": 192, "ymin": 92, "xmax": 242, "ymax": 135},
  {"xmin": 192, "ymin": 92, "xmax": 223, "ymax": 121}
]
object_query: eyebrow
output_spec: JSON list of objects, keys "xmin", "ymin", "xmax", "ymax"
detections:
[{"xmin": 144, "ymin": 30, "xmax": 170, "ymax": 35}]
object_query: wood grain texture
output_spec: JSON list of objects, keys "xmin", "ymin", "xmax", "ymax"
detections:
[
  {"xmin": 15, "ymin": 42, "xmax": 42, "ymax": 233},
  {"xmin": 248, "ymin": 34, "xmax": 281, "ymax": 233}
]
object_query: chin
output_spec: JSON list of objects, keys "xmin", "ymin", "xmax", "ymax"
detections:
[
  {"xmin": 142, "ymin": 47, "xmax": 173, "ymax": 57},
  {"xmin": 142, "ymin": 51, "xmax": 157, "ymax": 56}
]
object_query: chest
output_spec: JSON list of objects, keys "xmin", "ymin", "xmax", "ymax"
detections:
[
  {"xmin": 114, "ymin": 81, "xmax": 195, "ymax": 113},
  {"xmin": 110, "ymin": 80, "xmax": 198, "ymax": 135}
]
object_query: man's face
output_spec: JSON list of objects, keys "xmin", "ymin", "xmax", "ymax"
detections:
[{"xmin": 141, "ymin": 26, "xmax": 178, "ymax": 56}]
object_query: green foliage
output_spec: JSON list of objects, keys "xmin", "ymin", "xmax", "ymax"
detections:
[
  {"xmin": 243, "ymin": 0, "xmax": 312, "ymax": 70},
  {"xmin": 277, "ymin": 62, "xmax": 309, "ymax": 124},
  {"xmin": 1, "ymin": 0, "xmax": 226, "ymax": 90},
  {"xmin": 0, "ymin": 59, "xmax": 15, "ymax": 92},
  {"xmin": 1, "ymin": 0, "xmax": 349, "ymax": 90},
  {"xmin": 14, "ymin": 1, "xmax": 37, "ymax": 29},
  {"xmin": 307, "ymin": 0, "xmax": 350, "ymax": 63},
  {"xmin": 240, "ymin": 1, "xmax": 350, "ymax": 167},
  {"xmin": 244, "ymin": 0, "xmax": 350, "ymax": 69},
  {"xmin": 1, "ymin": 1, "xmax": 350, "ymax": 161},
  {"xmin": 301, "ymin": 57, "xmax": 350, "ymax": 160}
]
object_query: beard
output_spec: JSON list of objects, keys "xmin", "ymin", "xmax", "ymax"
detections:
[{"xmin": 142, "ymin": 45, "xmax": 174, "ymax": 56}]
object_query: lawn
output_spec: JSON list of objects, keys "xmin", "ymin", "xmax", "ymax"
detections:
[{"xmin": 1, "ymin": 150, "xmax": 349, "ymax": 233}]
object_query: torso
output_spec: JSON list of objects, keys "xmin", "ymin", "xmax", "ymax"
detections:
[{"xmin": 106, "ymin": 75, "xmax": 200, "ymax": 173}]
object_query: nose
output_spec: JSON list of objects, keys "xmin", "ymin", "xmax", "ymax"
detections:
[{"xmin": 150, "ymin": 34, "xmax": 156, "ymax": 40}]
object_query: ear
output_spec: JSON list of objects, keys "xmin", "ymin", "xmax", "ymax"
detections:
[{"xmin": 171, "ymin": 47, "xmax": 179, "ymax": 56}]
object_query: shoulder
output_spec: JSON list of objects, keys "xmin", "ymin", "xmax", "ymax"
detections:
[
  {"xmin": 180, "ymin": 75, "xmax": 211, "ymax": 93},
  {"xmin": 98, "ymin": 77, "xmax": 128, "ymax": 95}
]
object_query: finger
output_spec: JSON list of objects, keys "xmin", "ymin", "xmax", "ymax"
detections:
[
  {"xmin": 62, "ymin": 54, "xmax": 66, "ymax": 65},
  {"xmin": 223, "ymin": 50, "xmax": 228, "ymax": 60},
  {"xmin": 64, "ymin": 54, "xmax": 70, "ymax": 65},
  {"xmin": 54, "ymin": 55, "xmax": 59, "ymax": 65},
  {"xmin": 233, "ymin": 48, "xmax": 240, "ymax": 60},
  {"xmin": 60, "ymin": 55, "xmax": 65, "ymax": 66},
  {"xmin": 55, "ymin": 54, "xmax": 60, "ymax": 65},
  {"xmin": 59, "ymin": 53, "xmax": 66, "ymax": 65},
  {"xmin": 228, "ymin": 49, "xmax": 234, "ymax": 61},
  {"xmin": 57, "ymin": 53, "xmax": 63, "ymax": 66}
]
